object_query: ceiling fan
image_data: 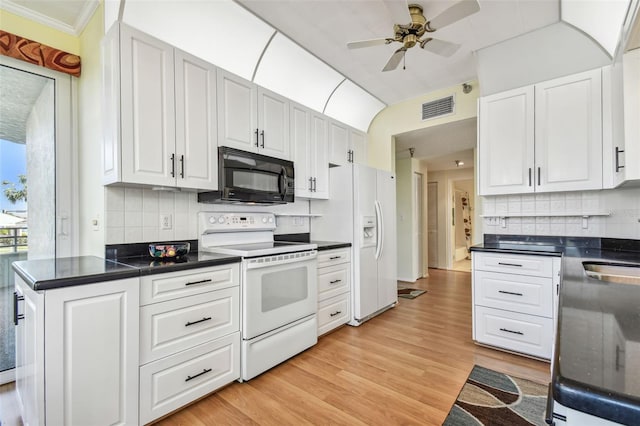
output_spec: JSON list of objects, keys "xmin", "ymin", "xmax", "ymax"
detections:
[{"xmin": 347, "ymin": 0, "xmax": 480, "ymax": 71}]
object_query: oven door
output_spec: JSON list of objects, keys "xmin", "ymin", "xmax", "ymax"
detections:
[{"xmin": 242, "ymin": 251, "xmax": 317, "ymax": 340}]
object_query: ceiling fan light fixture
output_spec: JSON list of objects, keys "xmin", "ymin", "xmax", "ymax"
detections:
[
  {"xmin": 455, "ymin": 160, "xmax": 464, "ymax": 167},
  {"xmin": 462, "ymin": 83, "xmax": 472, "ymax": 94}
]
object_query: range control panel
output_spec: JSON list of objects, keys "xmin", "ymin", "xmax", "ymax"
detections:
[{"xmin": 199, "ymin": 212, "xmax": 276, "ymax": 232}]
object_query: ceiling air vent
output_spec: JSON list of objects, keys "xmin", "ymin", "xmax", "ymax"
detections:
[{"xmin": 422, "ymin": 95, "xmax": 455, "ymax": 120}]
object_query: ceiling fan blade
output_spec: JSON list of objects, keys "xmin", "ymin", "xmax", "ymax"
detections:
[
  {"xmin": 382, "ymin": 47, "xmax": 406, "ymax": 72},
  {"xmin": 382, "ymin": 0, "xmax": 410, "ymax": 26},
  {"xmin": 427, "ymin": 0, "xmax": 480, "ymax": 31},
  {"xmin": 420, "ymin": 38, "xmax": 461, "ymax": 57},
  {"xmin": 347, "ymin": 38, "xmax": 393, "ymax": 49}
]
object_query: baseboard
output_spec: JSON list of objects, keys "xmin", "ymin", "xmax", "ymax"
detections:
[
  {"xmin": 397, "ymin": 276, "xmax": 419, "ymax": 283},
  {"xmin": 0, "ymin": 368, "xmax": 15, "ymax": 385}
]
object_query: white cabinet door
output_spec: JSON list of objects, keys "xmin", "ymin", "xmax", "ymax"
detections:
[
  {"xmin": 14, "ymin": 277, "xmax": 45, "ymax": 426},
  {"xmin": 478, "ymin": 86, "xmax": 535, "ymax": 195},
  {"xmin": 44, "ymin": 278, "xmax": 139, "ymax": 426},
  {"xmin": 311, "ymin": 112, "xmax": 329, "ymax": 199},
  {"xmin": 258, "ymin": 87, "xmax": 290, "ymax": 160},
  {"xmin": 174, "ymin": 50, "xmax": 218, "ymax": 190},
  {"xmin": 349, "ymin": 129, "xmax": 368, "ymax": 165},
  {"xmin": 328, "ymin": 119, "xmax": 349, "ymax": 166},
  {"xmin": 291, "ymin": 103, "xmax": 312, "ymax": 197},
  {"xmin": 217, "ymin": 70, "xmax": 258, "ymax": 152},
  {"xmin": 535, "ymin": 69, "xmax": 603, "ymax": 192},
  {"xmin": 120, "ymin": 24, "xmax": 176, "ymax": 187},
  {"xmin": 622, "ymin": 49, "xmax": 640, "ymax": 181}
]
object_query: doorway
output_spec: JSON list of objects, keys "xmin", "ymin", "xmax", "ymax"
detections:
[
  {"xmin": 427, "ymin": 181, "xmax": 438, "ymax": 268},
  {"xmin": 451, "ymin": 179, "xmax": 473, "ymax": 272},
  {"xmin": 0, "ymin": 57, "xmax": 75, "ymax": 385}
]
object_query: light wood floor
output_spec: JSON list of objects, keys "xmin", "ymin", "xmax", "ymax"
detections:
[{"xmin": 0, "ymin": 268, "xmax": 549, "ymax": 426}]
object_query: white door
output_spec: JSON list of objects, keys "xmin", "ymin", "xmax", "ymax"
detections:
[
  {"xmin": 328, "ymin": 120, "xmax": 349, "ymax": 166},
  {"xmin": 349, "ymin": 129, "xmax": 368, "ymax": 165},
  {"xmin": 258, "ymin": 87, "xmax": 290, "ymax": 160},
  {"xmin": 535, "ymin": 69, "xmax": 603, "ymax": 192},
  {"xmin": 414, "ymin": 173, "xmax": 424, "ymax": 278},
  {"xmin": 217, "ymin": 70, "xmax": 258, "ymax": 152},
  {"xmin": 174, "ymin": 50, "xmax": 218, "ymax": 190},
  {"xmin": 377, "ymin": 170, "xmax": 398, "ymax": 311},
  {"xmin": 478, "ymin": 86, "xmax": 535, "ymax": 195},
  {"xmin": 120, "ymin": 25, "xmax": 176, "ymax": 187},
  {"xmin": 291, "ymin": 103, "xmax": 312, "ymax": 197},
  {"xmin": 45, "ymin": 278, "xmax": 139, "ymax": 426},
  {"xmin": 310, "ymin": 112, "xmax": 329, "ymax": 199},
  {"xmin": 427, "ymin": 182, "xmax": 438, "ymax": 268}
]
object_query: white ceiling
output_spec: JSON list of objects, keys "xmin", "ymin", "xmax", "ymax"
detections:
[
  {"xmin": 237, "ymin": 0, "xmax": 560, "ymax": 105},
  {"xmin": 0, "ymin": 0, "xmax": 99, "ymax": 35}
]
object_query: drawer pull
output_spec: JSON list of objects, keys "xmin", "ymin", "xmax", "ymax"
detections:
[
  {"xmin": 498, "ymin": 262, "xmax": 522, "ymax": 267},
  {"xmin": 329, "ymin": 256, "xmax": 342, "ymax": 260},
  {"xmin": 330, "ymin": 311, "xmax": 342, "ymax": 317},
  {"xmin": 498, "ymin": 290, "xmax": 523, "ymax": 296},
  {"xmin": 185, "ymin": 368, "xmax": 212, "ymax": 382},
  {"xmin": 500, "ymin": 327, "xmax": 524, "ymax": 336},
  {"xmin": 329, "ymin": 279, "xmax": 342, "ymax": 284},
  {"xmin": 185, "ymin": 317, "xmax": 212, "ymax": 327},
  {"xmin": 185, "ymin": 279, "xmax": 213, "ymax": 286}
]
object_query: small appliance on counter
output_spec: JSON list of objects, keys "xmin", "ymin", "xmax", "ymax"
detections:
[
  {"xmin": 198, "ymin": 211, "xmax": 317, "ymax": 381},
  {"xmin": 197, "ymin": 147, "xmax": 294, "ymax": 204}
]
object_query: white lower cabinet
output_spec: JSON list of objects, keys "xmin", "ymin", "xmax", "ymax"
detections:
[
  {"xmin": 14, "ymin": 275, "xmax": 140, "ymax": 426},
  {"xmin": 316, "ymin": 247, "xmax": 351, "ymax": 336},
  {"xmin": 139, "ymin": 333, "xmax": 240, "ymax": 425},
  {"xmin": 138, "ymin": 263, "xmax": 241, "ymax": 424},
  {"xmin": 472, "ymin": 251, "xmax": 560, "ymax": 360}
]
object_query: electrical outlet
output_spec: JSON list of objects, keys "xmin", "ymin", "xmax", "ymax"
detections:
[{"xmin": 160, "ymin": 214, "xmax": 172, "ymax": 230}]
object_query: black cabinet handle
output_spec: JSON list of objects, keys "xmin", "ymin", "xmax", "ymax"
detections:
[
  {"xmin": 170, "ymin": 153, "xmax": 176, "ymax": 177},
  {"xmin": 537, "ymin": 167, "xmax": 541, "ymax": 186},
  {"xmin": 329, "ymin": 279, "xmax": 342, "ymax": 284},
  {"xmin": 255, "ymin": 128, "xmax": 259, "ymax": 147},
  {"xmin": 185, "ymin": 368, "xmax": 212, "ymax": 382},
  {"xmin": 498, "ymin": 290, "xmax": 523, "ymax": 296},
  {"xmin": 309, "ymin": 177, "xmax": 313, "ymax": 191},
  {"xmin": 329, "ymin": 256, "xmax": 341, "ymax": 260},
  {"xmin": 185, "ymin": 317, "xmax": 212, "ymax": 327},
  {"xmin": 500, "ymin": 328, "xmax": 524, "ymax": 335},
  {"xmin": 185, "ymin": 279, "xmax": 212, "ymax": 286},
  {"xmin": 615, "ymin": 147, "xmax": 625, "ymax": 172},
  {"xmin": 260, "ymin": 130, "xmax": 265, "ymax": 148},
  {"xmin": 330, "ymin": 311, "xmax": 342, "ymax": 317},
  {"xmin": 312, "ymin": 177, "xmax": 317, "ymax": 192},
  {"xmin": 528, "ymin": 168, "xmax": 532, "ymax": 187},
  {"xmin": 180, "ymin": 155, "xmax": 184, "ymax": 178},
  {"xmin": 13, "ymin": 292, "xmax": 24, "ymax": 326},
  {"xmin": 498, "ymin": 262, "xmax": 522, "ymax": 267}
]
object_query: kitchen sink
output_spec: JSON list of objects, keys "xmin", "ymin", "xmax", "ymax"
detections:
[{"xmin": 583, "ymin": 261, "xmax": 640, "ymax": 285}]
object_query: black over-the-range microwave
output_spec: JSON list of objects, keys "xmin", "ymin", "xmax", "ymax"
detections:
[{"xmin": 197, "ymin": 147, "xmax": 295, "ymax": 204}]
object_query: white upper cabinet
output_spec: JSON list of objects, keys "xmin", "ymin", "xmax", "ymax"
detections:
[
  {"xmin": 103, "ymin": 23, "xmax": 218, "ymax": 190},
  {"xmin": 291, "ymin": 103, "xmax": 329, "ymax": 199},
  {"xmin": 217, "ymin": 70, "xmax": 290, "ymax": 160},
  {"xmin": 535, "ymin": 69, "xmax": 602, "ymax": 192},
  {"xmin": 328, "ymin": 119, "xmax": 367, "ymax": 166},
  {"xmin": 478, "ymin": 68, "xmax": 603, "ymax": 195}
]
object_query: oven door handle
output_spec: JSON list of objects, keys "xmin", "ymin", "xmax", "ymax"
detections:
[{"xmin": 245, "ymin": 251, "xmax": 317, "ymax": 269}]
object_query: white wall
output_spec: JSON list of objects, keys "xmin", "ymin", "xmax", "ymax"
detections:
[
  {"xmin": 476, "ymin": 22, "xmax": 611, "ymax": 96},
  {"xmin": 26, "ymin": 80, "xmax": 55, "ymax": 259},
  {"xmin": 427, "ymin": 167, "xmax": 478, "ymax": 269},
  {"xmin": 481, "ymin": 187, "xmax": 640, "ymax": 239}
]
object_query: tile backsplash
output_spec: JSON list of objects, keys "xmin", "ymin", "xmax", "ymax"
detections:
[
  {"xmin": 481, "ymin": 187, "xmax": 640, "ymax": 239},
  {"xmin": 105, "ymin": 186, "xmax": 311, "ymax": 244}
]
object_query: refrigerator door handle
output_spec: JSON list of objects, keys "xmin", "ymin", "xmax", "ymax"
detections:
[{"xmin": 375, "ymin": 200, "xmax": 384, "ymax": 260}]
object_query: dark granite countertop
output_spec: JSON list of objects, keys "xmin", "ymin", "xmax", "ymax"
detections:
[
  {"xmin": 312, "ymin": 241, "xmax": 352, "ymax": 251},
  {"xmin": 472, "ymin": 235, "xmax": 640, "ymax": 424},
  {"xmin": 12, "ymin": 256, "xmax": 140, "ymax": 291},
  {"xmin": 274, "ymin": 233, "xmax": 351, "ymax": 251}
]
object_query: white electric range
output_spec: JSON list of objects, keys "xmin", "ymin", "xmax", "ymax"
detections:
[{"xmin": 198, "ymin": 212, "xmax": 318, "ymax": 381}]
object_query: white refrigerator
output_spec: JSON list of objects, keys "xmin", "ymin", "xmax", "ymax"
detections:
[{"xmin": 311, "ymin": 164, "xmax": 397, "ymax": 325}]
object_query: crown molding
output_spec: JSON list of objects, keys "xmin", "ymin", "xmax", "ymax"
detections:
[{"xmin": 1, "ymin": 0, "xmax": 99, "ymax": 36}]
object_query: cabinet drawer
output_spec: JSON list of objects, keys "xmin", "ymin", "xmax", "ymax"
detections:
[
  {"xmin": 318, "ymin": 293, "xmax": 350, "ymax": 336},
  {"xmin": 317, "ymin": 248, "xmax": 351, "ymax": 268},
  {"xmin": 318, "ymin": 263, "xmax": 350, "ymax": 301},
  {"xmin": 140, "ymin": 263, "xmax": 240, "ymax": 306},
  {"xmin": 473, "ymin": 252, "xmax": 553, "ymax": 277},
  {"xmin": 139, "ymin": 332, "xmax": 240, "ymax": 425},
  {"xmin": 140, "ymin": 287, "xmax": 239, "ymax": 364},
  {"xmin": 474, "ymin": 271, "xmax": 553, "ymax": 317},
  {"xmin": 474, "ymin": 306, "xmax": 553, "ymax": 359}
]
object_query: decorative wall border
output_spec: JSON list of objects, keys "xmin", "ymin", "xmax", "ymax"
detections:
[{"xmin": 0, "ymin": 30, "xmax": 81, "ymax": 77}]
